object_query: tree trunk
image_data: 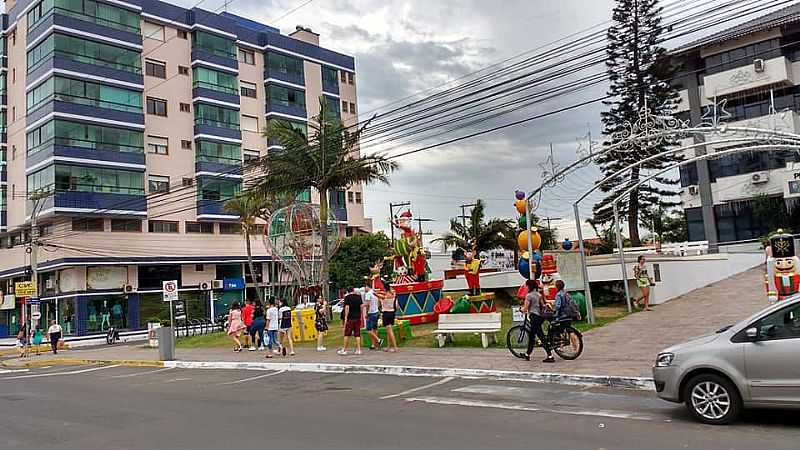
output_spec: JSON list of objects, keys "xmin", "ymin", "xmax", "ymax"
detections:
[
  {"xmin": 628, "ymin": 167, "xmax": 642, "ymax": 247},
  {"xmin": 319, "ymin": 189, "xmax": 330, "ymax": 302},
  {"xmin": 245, "ymin": 229, "xmax": 264, "ymax": 303}
]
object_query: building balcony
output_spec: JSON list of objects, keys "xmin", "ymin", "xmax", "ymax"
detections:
[
  {"xmin": 26, "ymin": 143, "xmax": 145, "ymax": 170},
  {"xmin": 191, "ymin": 49, "xmax": 238, "ymax": 72},
  {"xmin": 703, "ymin": 56, "xmax": 794, "ymax": 98},
  {"xmin": 193, "ymin": 123, "xmax": 242, "ymax": 141},
  {"xmin": 27, "ymin": 11, "xmax": 142, "ymax": 50},
  {"xmin": 42, "ymin": 191, "xmax": 147, "ymax": 216},
  {"xmin": 0, "ymin": 211, "xmax": 6, "ymax": 228},
  {"xmin": 197, "ymin": 199, "xmax": 239, "ymax": 220},
  {"xmin": 705, "ymin": 110, "xmax": 799, "ymax": 151},
  {"xmin": 331, "ymin": 206, "xmax": 347, "ymax": 222},
  {"xmin": 192, "ymin": 86, "xmax": 240, "ymax": 106},
  {"xmin": 28, "ymin": 54, "xmax": 143, "ymax": 88},
  {"xmin": 264, "ymin": 67, "xmax": 305, "ymax": 87},
  {"xmin": 1, "ymin": 169, "xmax": 6, "ymax": 183},
  {"xmin": 195, "ymin": 160, "xmax": 242, "ymax": 176},
  {"xmin": 27, "ymin": 99, "xmax": 145, "ymax": 130},
  {"xmin": 265, "ymin": 102, "xmax": 307, "ymax": 120},
  {"xmin": 322, "ymin": 78, "xmax": 339, "ymax": 96}
]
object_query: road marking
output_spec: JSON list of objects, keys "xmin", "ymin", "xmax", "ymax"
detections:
[
  {"xmin": 163, "ymin": 377, "xmax": 192, "ymax": 383},
  {"xmin": 404, "ymin": 396, "xmax": 655, "ymax": 421},
  {"xmin": 217, "ymin": 370, "xmax": 286, "ymax": 386},
  {"xmin": 108, "ymin": 367, "xmax": 174, "ymax": 379},
  {"xmin": 0, "ymin": 369, "xmax": 29, "ymax": 374},
  {"xmin": 380, "ymin": 377, "xmax": 455, "ymax": 400},
  {"xmin": 1, "ymin": 365, "xmax": 121, "ymax": 380}
]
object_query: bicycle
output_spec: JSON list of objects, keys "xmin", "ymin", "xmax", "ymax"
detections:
[{"xmin": 506, "ymin": 314, "xmax": 584, "ymax": 360}]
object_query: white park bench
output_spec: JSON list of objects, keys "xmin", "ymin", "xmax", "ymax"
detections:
[{"xmin": 434, "ymin": 313, "xmax": 502, "ymax": 348}]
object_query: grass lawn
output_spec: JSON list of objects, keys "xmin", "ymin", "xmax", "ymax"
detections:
[{"xmin": 176, "ymin": 305, "xmax": 631, "ymax": 350}]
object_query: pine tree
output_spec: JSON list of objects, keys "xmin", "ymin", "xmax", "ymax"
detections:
[{"xmin": 593, "ymin": 0, "xmax": 680, "ymax": 247}]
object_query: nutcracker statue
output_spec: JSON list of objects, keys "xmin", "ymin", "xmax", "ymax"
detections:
[{"xmin": 766, "ymin": 231, "xmax": 800, "ymax": 302}]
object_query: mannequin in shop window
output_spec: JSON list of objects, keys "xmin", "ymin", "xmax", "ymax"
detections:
[
  {"xmin": 88, "ymin": 302, "xmax": 98, "ymax": 331},
  {"xmin": 101, "ymin": 301, "xmax": 111, "ymax": 331},
  {"xmin": 111, "ymin": 301, "xmax": 123, "ymax": 328}
]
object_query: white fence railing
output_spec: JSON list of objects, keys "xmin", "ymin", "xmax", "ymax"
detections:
[{"xmin": 612, "ymin": 241, "xmax": 709, "ymax": 256}]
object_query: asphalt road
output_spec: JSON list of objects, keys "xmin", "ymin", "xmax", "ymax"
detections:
[{"xmin": 1, "ymin": 364, "xmax": 799, "ymax": 450}]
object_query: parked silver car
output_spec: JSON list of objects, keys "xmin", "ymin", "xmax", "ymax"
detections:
[{"xmin": 653, "ymin": 295, "xmax": 800, "ymax": 424}]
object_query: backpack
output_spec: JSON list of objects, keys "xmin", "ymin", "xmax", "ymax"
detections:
[{"xmin": 561, "ymin": 292, "xmax": 581, "ymax": 321}]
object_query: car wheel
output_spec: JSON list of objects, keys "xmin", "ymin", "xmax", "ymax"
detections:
[{"xmin": 683, "ymin": 374, "xmax": 742, "ymax": 425}]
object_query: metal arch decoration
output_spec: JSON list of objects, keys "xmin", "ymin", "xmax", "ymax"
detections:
[
  {"xmin": 539, "ymin": 154, "xmax": 565, "ymax": 187},
  {"xmin": 575, "ymin": 131, "xmax": 599, "ymax": 168},
  {"xmin": 610, "ymin": 106, "xmax": 692, "ymax": 150}
]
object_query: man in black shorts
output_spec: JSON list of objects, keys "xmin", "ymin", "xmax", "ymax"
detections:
[{"xmin": 338, "ymin": 287, "xmax": 363, "ymax": 355}]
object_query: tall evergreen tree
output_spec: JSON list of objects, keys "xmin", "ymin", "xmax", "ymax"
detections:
[{"xmin": 593, "ymin": 0, "xmax": 680, "ymax": 247}]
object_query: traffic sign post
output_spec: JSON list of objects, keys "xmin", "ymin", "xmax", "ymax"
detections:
[
  {"xmin": 162, "ymin": 280, "xmax": 179, "ymax": 330},
  {"xmin": 15, "ymin": 282, "xmax": 37, "ymax": 297}
]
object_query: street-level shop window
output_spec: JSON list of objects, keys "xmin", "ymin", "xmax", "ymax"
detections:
[
  {"xmin": 111, "ymin": 219, "xmax": 141, "ymax": 232},
  {"xmin": 219, "ymin": 222, "xmax": 240, "ymax": 234},
  {"xmin": 186, "ymin": 222, "xmax": 214, "ymax": 234},
  {"xmin": 72, "ymin": 218, "xmax": 104, "ymax": 232},
  {"xmin": 85, "ymin": 296, "xmax": 127, "ymax": 333},
  {"xmin": 148, "ymin": 220, "xmax": 178, "ymax": 233}
]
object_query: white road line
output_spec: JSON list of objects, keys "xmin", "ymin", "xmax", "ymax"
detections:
[
  {"xmin": 2, "ymin": 365, "xmax": 122, "ymax": 380},
  {"xmin": 109, "ymin": 367, "xmax": 174, "ymax": 379},
  {"xmin": 216, "ymin": 370, "xmax": 286, "ymax": 385},
  {"xmin": 163, "ymin": 377, "xmax": 193, "ymax": 383},
  {"xmin": 216, "ymin": 370, "xmax": 287, "ymax": 386},
  {"xmin": 380, "ymin": 377, "xmax": 455, "ymax": 400},
  {"xmin": 0, "ymin": 369, "xmax": 29, "ymax": 374},
  {"xmin": 404, "ymin": 396, "xmax": 655, "ymax": 421}
]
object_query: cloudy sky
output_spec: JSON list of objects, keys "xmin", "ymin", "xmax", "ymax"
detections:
[{"xmin": 178, "ymin": 0, "xmax": 777, "ymax": 244}]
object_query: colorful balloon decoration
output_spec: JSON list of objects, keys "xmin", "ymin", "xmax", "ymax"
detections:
[
  {"xmin": 517, "ymin": 228, "xmax": 541, "ymax": 252},
  {"xmin": 513, "ymin": 190, "xmax": 544, "ymax": 280},
  {"xmin": 562, "ymin": 238, "xmax": 573, "ymax": 251},
  {"xmin": 515, "ymin": 190, "xmax": 525, "ymax": 200},
  {"xmin": 514, "ymin": 199, "xmax": 527, "ymax": 215}
]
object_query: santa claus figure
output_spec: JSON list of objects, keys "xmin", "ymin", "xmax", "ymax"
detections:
[{"xmin": 766, "ymin": 231, "xmax": 800, "ymax": 302}]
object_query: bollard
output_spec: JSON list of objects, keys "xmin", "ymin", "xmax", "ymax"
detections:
[{"xmin": 157, "ymin": 326, "xmax": 175, "ymax": 361}]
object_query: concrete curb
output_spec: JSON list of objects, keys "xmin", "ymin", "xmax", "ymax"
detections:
[{"xmin": 2, "ymin": 357, "xmax": 654, "ymax": 390}]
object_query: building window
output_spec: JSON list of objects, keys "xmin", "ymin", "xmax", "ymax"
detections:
[
  {"xmin": 28, "ymin": 76, "xmax": 143, "ymax": 114},
  {"xmin": 28, "ymin": 34, "xmax": 142, "ymax": 74},
  {"xmin": 240, "ymin": 81, "xmax": 257, "ymax": 98},
  {"xmin": 266, "ymin": 85, "xmax": 306, "ymax": 111},
  {"xmin": 347, "ymin": 72, "xmax": 354, "ymax": 84},
  {"xmin": 340, "ymin": 69, "xmax": 347, "ymax": 82},
  {"xmin": 219, "ymin": 222, "xmax": 240, "ymax": 234},
  {"xmin": 148, "ymin": 220, "xmax": 178, "ymax": 233},
  {"xmin": 28, "ymin": 165, "xmax": 143, "ymax": 195},
  {"xmin": 146, "ymin": 97, "xmax": 167, "ymax": 116},
  {"xmin": 148, "ymin": 175, "xmax": 170, "ymax": 193},
  {"xmin": 241, "ymin": 114, "xmax": 259, "ymax": 132},
  {"xmin": 348, "ymin": 191, "xmax": 354, "ymax": 203},
  {"xmin": 199, "ymin": 178, "xmax": 240, "ymax": 202},
  {"xmin": 145, "ymin": 59, "xmax": 167, "ymax": 78},
  {"xmin": 341, "ymin": 100, "xmax": 348, "ymax": 112},
  {"xmin": 71, "ymin": 218, "xmax": 104, "ymax": 232},
  {"xmin": 147, "ymin": 135, "xmax": 169, "ymax": 155},
  {"xmin": 143, "ymin": 21, "xmax": 165, "ymax": 41},
  {"xmin": 238, "ymin": 48, "xmax": 255, "ymax": 65},
  {"xmin": 322, "ymin": 66, "xmax": 338, "ymax": 92},
  {"xmin": 27, "ymin": 120, "xmax": 145, "ymax": 156},
  {"xmin": 179, "ymin": 103, "xmax": 191, "ymax": 113},
  {"xmin": 192, "ymin": 66, "xmax": 238, "ymax": 94},
  {"xmin": 194, "ymin": 103, "xmax": 240, "ymax": 129},
  {"xmin": 349, "ymin": 102, "xmax": 356, "ymax": 114},
  {"xmin": 324, "ymin": 95, "xmax": 340, "ymax": 118},
  {"xmin": 704, "ymin": 39, "xmax": 781, "ymax": 75},
  {"xmin": 111, "ymin": 219, "xmax": 142, "ymax": 232},
  {"xmin": 192, "ymin": 31, "xmax": 236, "ymax": 59},
  {"xmin": 178, "ymin": 65, "xmax": 189, "ymax": 75},
  {"xmin": 196, "ymin": 140, "xmax": 241, "ymax": 165},
  {"xmin": 355, "ymin": 191, "xmax": 362, "ymax": 204},
  {"xmin": 186, "ymin": 222, "xmax": 214, "ymax": 234},
  {"xmin": 243, "ymin": 149, "xmax": 260, "ymax": 164},
  {"xmin": 178, "ymin": 30, "xmax": 188, "ymax": 39},
  {"xmin": 181, "ymin": 140, "xmax": 192, "ymax": 150},
  {"xmin": 266, "ymin": 52, "xmax": 304, "ymax": 83},
  {"xmin": 182, "ymin": 177, "xmax": 194, "ymax": 187}
]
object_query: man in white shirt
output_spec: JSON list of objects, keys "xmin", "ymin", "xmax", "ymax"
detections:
[
  {"xmin": 265, "ymin": 298, "xmax": 280, "ymax": 358},
  {"xmin": 363, "ymin": 283, "xmax": 381, "ymax": 350}
]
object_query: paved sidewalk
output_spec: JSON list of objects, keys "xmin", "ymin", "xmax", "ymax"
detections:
[{"xmin": 2, "ymin": 267, "xmax": 766, "ymax": 378}]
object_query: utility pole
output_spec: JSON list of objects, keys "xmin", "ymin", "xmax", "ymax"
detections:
[
  {"xmin": 414, "ymin": 216, "xmax": 434, "ymax": 236},
  {"xmin": 388, "ymin": 201, "xmax": 411, "ymax": 244},
  {"xmin": 26, "ymin": 191, "xmax": 49, "ymax": 341},
  {"xmin": 540, "ymin": 215, "xmax": 562, "ymax": 249}
]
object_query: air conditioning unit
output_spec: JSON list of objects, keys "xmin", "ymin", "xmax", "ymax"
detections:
[
  {"xmin": 199, "ymin": 281, "xmax": 212, "ymax": 291},
  {"xmin": 753, "ymin": 58, "xmax": 765, "ymax": 73},
  {"xmin": 211, "ymin": 279, "xmax": 224, "ymax": 290},
  {"xmin": 122, "ymin": 284, "xmax": 136, "ymax": 294},
  {"xmin": 751, "ymin": 172, "xmax": 769, "ymax": 184}
]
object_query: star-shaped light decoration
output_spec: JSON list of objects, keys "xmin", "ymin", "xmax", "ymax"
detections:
[
  {"xmin": 539, "ymin": 154, "xmax": 565, "ymax": 187},
  {"xmin": 699, "ymin": 97, "xmax": 732, "ymax": 130}
]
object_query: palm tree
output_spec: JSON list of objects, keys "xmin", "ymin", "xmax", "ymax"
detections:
[
  {"xmin": 434, "ymin": 199, "xmax": 516, "ymax": 254},
  {"xmin": 254, "ymin": 97, "xmax": 398, "ymax": 301},
  {"xmin": 224, "ymin": 191, "xmax": 274, "ymax": 303}
]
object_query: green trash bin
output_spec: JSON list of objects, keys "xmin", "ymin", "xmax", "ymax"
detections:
[{"xmin": 571, "ymin": 292, "xmax": 587, "ymax": 319}]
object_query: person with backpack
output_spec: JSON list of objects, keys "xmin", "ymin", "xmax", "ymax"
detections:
[
  {"xmin": 521, "ymin": 279, "xmax": 554, "ymax": 363},
  {"xmin": 554, "ymin": 280, "xmax": 581, "ymax": 322}
]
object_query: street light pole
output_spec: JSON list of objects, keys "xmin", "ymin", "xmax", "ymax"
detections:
[
  {"xmin": 459, "ymin": 203, "xmax": 477, "ymax": 229},
  {"xmin": 388, "ymin": 201, "xmax": 411, "ymax": 244}
]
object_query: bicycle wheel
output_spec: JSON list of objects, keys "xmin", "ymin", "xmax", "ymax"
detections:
[
  {"xmin": 506, "ymin": 325, "xmax": 530, "ymax": 359},
  {"xmin": 552, "ymin": 326, "xmax": 583, "ymax": 360}
]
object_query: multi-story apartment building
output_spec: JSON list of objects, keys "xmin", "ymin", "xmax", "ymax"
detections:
[
  {"xmin": 671, "ymin": 4, "xmax": 800, "ymax": 247},
  {"xmin": 0, "ymin": 0, "xmax": 371, "ymax": 338}
]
